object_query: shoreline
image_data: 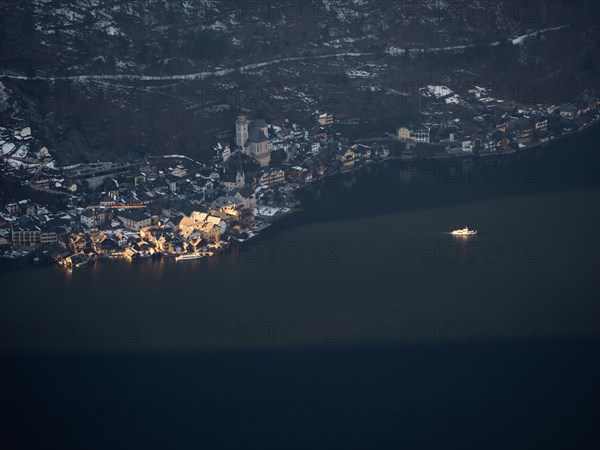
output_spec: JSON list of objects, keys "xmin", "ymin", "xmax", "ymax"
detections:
[
  {"xmin": 2, "ymin": 119, "xmax": 599, "ymax": 270},
  {"xmin": 294, "ymin": 117, "xmax": 600, "ymax": 191},
  {"xmin": 274, "ymin": 118, "xmax": 600, "ymax": 231}
]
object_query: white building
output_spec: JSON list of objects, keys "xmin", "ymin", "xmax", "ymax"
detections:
[
  {"xmin": 116, "ymin": 210, "xmax": 151, "ymax": 231},
  {"xmin": 311, "ymin": 141, "xmax": 321, "ymax": 154},
  {"xmin": 222, "ymin": 145, "xmax": 231, "ymax": 162},
  {"xmin": 317, "ymin": 112, "xmax": 333, "ymax": 125},
  {"xmin": 259, "ymin": 169, "xmax": 285, "ymax": 186},
  {"xmin": 80, "ymin": 209, "xmax": 102, "ymax": 228},
  {"xmin": 413, "ymin": 128, "xmax": 430, "ymax": 143}
]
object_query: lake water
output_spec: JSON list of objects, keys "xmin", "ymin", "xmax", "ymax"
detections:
[{"xmin": 1, "ymin": 125, "xmax": 599, "ymax": 449}]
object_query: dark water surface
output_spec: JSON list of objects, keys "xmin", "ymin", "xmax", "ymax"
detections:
[{"xmin": 1, "ymin": 126, "xmax": 599, "ymax": 449}]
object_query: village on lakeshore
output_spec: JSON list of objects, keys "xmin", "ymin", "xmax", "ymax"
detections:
[{"xmin": 1, "ymin": 85, "xmax": 599, "ymax": 267}]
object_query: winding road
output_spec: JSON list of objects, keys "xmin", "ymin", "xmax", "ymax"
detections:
[{"xmin": 0, "ymin": 25, "xmax": 569, "ymax": 83}]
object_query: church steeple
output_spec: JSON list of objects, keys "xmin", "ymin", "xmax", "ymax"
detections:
[
  {"xmin": 235, "ymin": 115, "xmax": 249, "ymax": 148},
  {"xmin": 235, "ymin": 151, "xmax": 245, "ymax": 188}
]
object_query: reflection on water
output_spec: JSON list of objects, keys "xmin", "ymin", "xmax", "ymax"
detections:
[
  {"xmin": 1, "ymin": 191, "xmax": 598, "ymax": 351},
  {"xmin": 0, "ymin": 125, "xmax": 599, "ymax": 353},
  {"xmin": 1, "ymin": 127, "xmax": 599, "ymax": 450}
]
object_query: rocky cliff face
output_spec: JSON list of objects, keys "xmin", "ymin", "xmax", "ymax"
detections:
[{"xmin": 1, "ymin": 0, "xmax": 598, "ymax": 162}]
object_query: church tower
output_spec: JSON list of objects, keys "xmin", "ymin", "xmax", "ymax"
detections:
[{"xmin": 235, "ymin": 115, "xmax": 249, "ymax": 148}]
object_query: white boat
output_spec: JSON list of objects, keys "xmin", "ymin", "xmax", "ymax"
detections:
[
  {"xmin": 175, "ymin": 253, "xmax": 204, "ymax": 261},
  {"xmin": 451, "ymin": 226, "xmax": 478, "ymax": 236}
]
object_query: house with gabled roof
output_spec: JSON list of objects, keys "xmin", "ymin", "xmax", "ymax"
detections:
[
  {"xmin": 231, "ymin": 186, "xmax": 257, "ymax": 210},
  {"xmin": 116, "ymin": 210, "xmax": 151, "ymax": 231}
]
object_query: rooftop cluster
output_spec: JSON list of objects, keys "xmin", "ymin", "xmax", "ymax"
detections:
[{"xmin": 1, "ymin": 85, "xmax": 599, "ymax": 267}]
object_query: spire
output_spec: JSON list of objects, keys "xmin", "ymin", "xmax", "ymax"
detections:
[
  {"xmin": 236, "ymin": 150, "xmax": 244, "ymax": 175},
  {"xmin": 235, "ymin": 151, "xmax": 245, "ymax": 187}
]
